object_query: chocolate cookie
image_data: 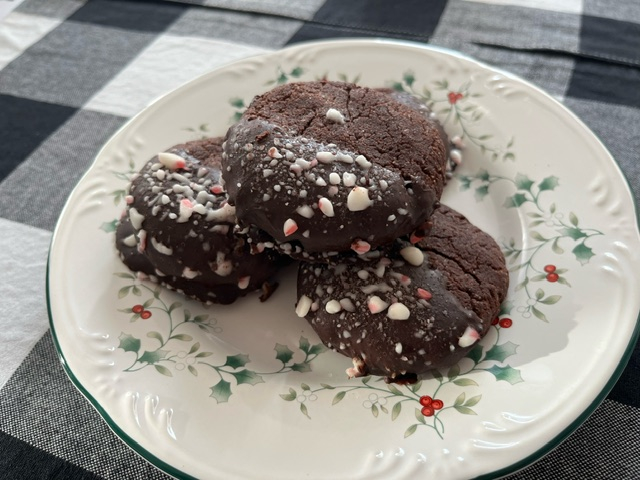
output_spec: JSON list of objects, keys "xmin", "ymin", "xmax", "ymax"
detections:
[
  {"xmin": 222, "ymin": 81, "xmax": 448, "ymax": 257},
  {"xmin": 115, "ymin": 137, "xmax": 287, "ymax": 304},
  {"xmin": 295, "ymin": 205, "xmax": 508, "ymax": 382}
]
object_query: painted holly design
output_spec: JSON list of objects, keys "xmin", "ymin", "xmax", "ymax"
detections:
[
  {"xmin": 99, "ymin": 158, "xmax": 139, "ymax": 233},
  {"xmin": 182, "ymin": 122, "xmax": 212, "ymax": 139},
  {"xmin": 390, "ymin": 71, "xmax": 516, "ymax": 162},
  {"xmin": 115, "ymin": 272, "xmax": 327, "ymax": 403},
  {"xmin": 282, "ymin": 303, "xmax": 522, "ymax": 439},
  {"xmin": 458, "ymin": 170, "xmax": 603, "ymax": 321}
]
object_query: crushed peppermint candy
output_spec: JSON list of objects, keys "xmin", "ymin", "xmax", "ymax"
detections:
[
  {"xmin": 283, "ymin": 218, "xmax": 298, "ymax": 236},
  {"xmin": 388, "ymin": 302, "xmax": 410, "ymax": 320},
  {"xmin": 347, "ymin": 186, "xmax": 372, "ymax": 211},
  {"xmin": 129, "ymin": 208, "xmax": 145, "ymax": 230},
  {"xmin": 458, "ymin": 326, "xmax": 480, "ymax": 347},
  {"xmin": 158, "ymin": 152, "xmax": 186, "ymax": 170},
  {"xmin": 400, "ymin": 246, "xmax": 424, "ymax": 266},
  {"xmin": 342, "ymin": 172, "xmax": 357, "ymax": 187},
  {"xmin": 351, "ymin": 239, "xmax": 371, "ymax": 254},
  {"xmin": 318, "ymin": 197, "xmax": 335, "ymax": 217},
  {"xmin": 295, "ymin": 295, "xmax": 313, "ymax": 317},
  {"xmin": 237, "ymin": 276, "xmax": 251, "ymax": 290},
  {"xmin": 325, "ymin": 108, "xmax": 346, "ymax": 124},
  {"xmin": 326, "ymin": 299, "xmax": 342, "ymax": 314},
  {"xmin": 316, "ymin": 151, "xmax": 336, "ymax": 164},
  {"xmin": 151, "ymin": 237, "xmax": 173, "ymax": 255},
  {"xmin": 367, "ymin": 296, "xmax": 389, "ymax": 314},
  {"xmin": 182, "ymin": 267, "xmax": 199, "ymax": 279},
  {"xmin": 417, "ymin": 288, "xmax": 432, "ymax": 300},
  {"xmin": 355, "ymin": 155, "xmax": 371, "ymax": 169},
  {"xmin": 296, "ymin": 205, "xmax": 315, "ymax": 218}
]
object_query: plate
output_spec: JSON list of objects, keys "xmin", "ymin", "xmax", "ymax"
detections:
[{"xmin": 48, "ymin": 39, "xmax": 640, "ymax": 480}]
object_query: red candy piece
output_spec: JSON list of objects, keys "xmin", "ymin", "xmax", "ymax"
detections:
[{"xmin": 417, "ymin": 288, "xmax": 432, "ymax": 300}]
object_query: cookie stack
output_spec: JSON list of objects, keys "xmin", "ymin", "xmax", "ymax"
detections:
[{"xmin": 116, "ymin": 81, "xmax": 508, "ymax": 383}]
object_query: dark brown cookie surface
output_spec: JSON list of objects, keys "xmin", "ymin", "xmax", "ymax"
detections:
[
  {"xmin": 222, "ymin": 81, "xmax": 448, "ymax": 257},
  {"xmin": 115, "ymin": 137, "xmax": 287, "ymax": 304},
  {"xmin": 295, "ymin": 204, "xmax": 509, "ymax": 381}
]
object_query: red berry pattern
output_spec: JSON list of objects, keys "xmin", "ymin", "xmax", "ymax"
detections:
[
  {"xmin": 447, "ymin": 91, "xmax": 464, "ymax": 104},
  {"xmin": 499, "ymin": 318, "xmax": 513, "ymax": 328},
  {"xmin": 132, "ymin": 304, "xmax": 144, "ymax": 314},
  {"xmin": 491, "ymin": 316, "xmax": 499, "ymax": 325},
  {"xmin": 543, "ymin": 264, "xmax": 556, "ymax": 273},
  {"xmin": 421, "ymin": 406, "xmax": 434, "ymax": 416},
  {"xmin": 419, "ymin": 396, "xmax": 444, "ymax": 416},
  {"xmin": 140, "ymin": 310, "xmax": 152, "ymax": 319},
  {"xmin": 546, "ymin": 273, "xmax": 559, "ymax": 282}
]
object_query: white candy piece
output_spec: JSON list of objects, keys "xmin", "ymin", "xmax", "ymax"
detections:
[
  {"xmin": 158, "ymin": 152, "xmax": 186, "ymax": 170},
  {"xmin": 387, "ymin": 302, "xmax": 410, "ymax": 320},
  {"xmin": 347, "ymin": 186, "xmax": 372, "ymax": 211},
  {"xmin": 182, "ymin": 267, "xmax": 199, "ymax": 279},
  {"xmin": 316, "ymin": 151, "xmax": 336, "ymax": 164},
  {"xmin": 329, "ymin": 172, "xmax": 341, "ymax": 185},
  {"xmin": 342, "ymin": 172, "xmax": 357, "ymax": 187},
  {"xmin": 295, "ymin": 295, "xmax": 313, "ymax": 317},
  {"xmin": 129, "ymin": 208, "xmax": 145, "ymax": 230},
  {"xmin": 337, "ymin": 153, "xmax": 353, "ymax": 164},
  {"xmin": 267, "ymin": 146, "xmax": 282, "ymax": 159},
  {"xmin": 339, "ymin": 298, "xmax": 356, "ymax": 312},
  {"xmin": 458, "ymin": 326, "xmax": 481, "ymax": 347},
  {"xmin": 367, "ymin": 295, "xmax": 389, "ymax": 314},
  {"xmin": 400, "ymin": 246, "xmax": 424, "ymax": 266},
  {"xmin": 355, "ymin": 155, "xmax": 371, "ymax": 169},
  {"xmin": 283, "ymin": 218, "xmax": 298, "ymax": 236},
  {"xmin": 296, "ymin": 205, "xmax": 314, "ymax": 218},
  {"xmin": 177, "ymin": 199, "xmax": 194, "ymax": 223},
  {"xmin": 326, "ymin": 108, "xmax": 345, "ymax": 124},
  {"xmin": 450, "ymin": 148, "xmax": 463, "ymax": 165},
  {"xmin": 326, "ymin": 300, "xmax": 342, "ymax": 314},
  {"xmin": 151, "ymin": 238, "xmax": 173, "ymax": 255},
  {"xmin": 122, "ymin": 234, "xmax": 137, "ymax": 247},
  {"xmin": 214, "ymin": 260, "xmax": 233, "ymax": 277},
  {"xmin": 318, "ymin": 197, "xmax": 335, "ymax": 217}
]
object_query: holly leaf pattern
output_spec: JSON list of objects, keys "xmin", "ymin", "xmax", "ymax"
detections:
[
  {"xmin": 118, "ymin": 333, "xmax": 141, "ymax": 354},
  {"xmin": 503, "ymin": 193, "xmax": 528, "ymax": 208},
  {"xmin": 138, "ymin": 349, "xmax": 169, "ymax": 364},
  {"xmin": 100, "ymin": 219, "xmax": 118, "ymax": 233},
  {"xmin": 483, "ymin": 341, "xmax": 519, "ymax": 363},
  {"xmin": 274, "ymin": 343, "xmax": 294, "ymax": 364},
  {"xmin": 560, "ymin": 226, "xmax": 588, "ymax": 240},
  {"xmin": 538, "ymin": 175, "xmax": 560, "ymax": 191},
  {"xmin": 224, "ymin": 354, "xmax": 251, "ymax": 369},
  {"xmin": 485, "ymin": 365, "xmax": 524, "ymax": 384},
  {"xmin": 572, "ymin": 243, "xmax": 595, "ymax": 265},
  {"xmin": 290, "ymin": 362, "xmax": 312, "ymax": 373},
  {"xmin": 210, "ymin": 380, "xmax": 233, "ymax": 404},
  {"xmin": 230, "ymin": 369, "xmax": 264, "ymax": 386},
  {"xmin": 299, "ymin": 336, "xmax": 311, "ymax": 353},
  {"xmin": 514, "ymin": 173, "xmax": 534, "ymax": 191}
]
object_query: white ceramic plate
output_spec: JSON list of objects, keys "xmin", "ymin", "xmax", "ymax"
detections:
[{"xmin": 48, "ymin": 39, "xmax": 640, "ymax": 480}]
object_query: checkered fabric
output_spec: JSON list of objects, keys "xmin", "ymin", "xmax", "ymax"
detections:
[{"xmin": 1, "ymin": 0, "xmax": 638, "ymax": 478}]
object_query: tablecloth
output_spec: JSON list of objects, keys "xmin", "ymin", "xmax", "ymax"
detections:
[{"xmin": 1, "ymin": 0, "xmax": 639, "ymax": 478}]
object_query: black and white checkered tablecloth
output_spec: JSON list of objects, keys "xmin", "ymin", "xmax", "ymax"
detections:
[{"xmin": 1, "ymin": 0, "xmax": 638, "ymax": 478}]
